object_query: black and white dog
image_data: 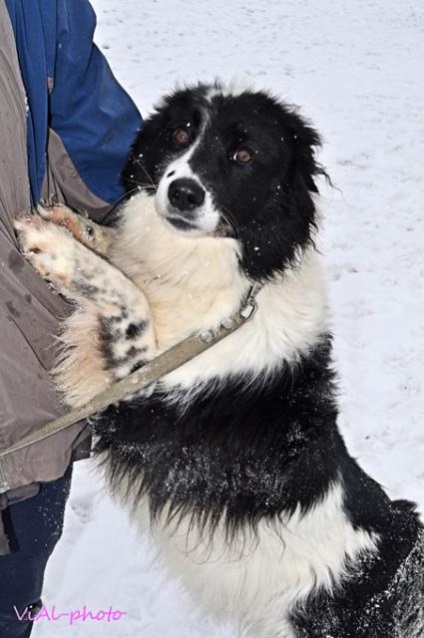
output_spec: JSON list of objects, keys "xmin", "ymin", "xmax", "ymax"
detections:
[{"xmin": 16, "ymin": 82, "xmax": 423, "ymax": 637}]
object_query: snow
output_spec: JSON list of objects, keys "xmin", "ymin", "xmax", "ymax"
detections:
[{"xmin": 37, "ymin": 0, "xmax": 424, "ymax": 635}]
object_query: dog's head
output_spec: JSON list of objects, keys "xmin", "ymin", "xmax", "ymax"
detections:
[{"xmin": 124, "ymin": 82, "xmax": 325, "ymax": 280}]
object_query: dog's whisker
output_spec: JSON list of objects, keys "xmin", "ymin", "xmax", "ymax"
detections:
[
  {"xmin": 220, "ymin": 205, "xmax": 240, "ymax": 237},
  {"xmin": 131, "ymin": 159, "xmax": 157, "ymax": 190},
  {"xmin": 125, "ymin": 178, "xmax": 157, "ymax": 193}
]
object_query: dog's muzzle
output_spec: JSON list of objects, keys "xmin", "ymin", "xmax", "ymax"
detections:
[
  {"xmin": 163, "ymin": 178, "xmax": 208, "ymax": 232},
  {"xmin": 156, "ymin": 174, "xmax": 221, "ymax": 236}
]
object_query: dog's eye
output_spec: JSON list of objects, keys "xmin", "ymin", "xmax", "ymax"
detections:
[
  {"xmin": 232, "ymin": 147, "xmax": 254, "ymax": 165},
  {"xmin": 173, "ymin": 128, "xmax": 190, "ymax": 147}
]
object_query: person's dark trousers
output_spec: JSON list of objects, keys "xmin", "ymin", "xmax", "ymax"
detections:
[{"xmin": 0, "ymin": 466, "xmax": 72, "ymax": 637}]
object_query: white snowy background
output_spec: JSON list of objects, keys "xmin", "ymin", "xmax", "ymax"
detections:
[{"xmin": 37, "ymin": 0, "xmax": 424, "ymax": 635}]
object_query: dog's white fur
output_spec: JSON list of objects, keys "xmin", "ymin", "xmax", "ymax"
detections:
[
  {"xmin": 155, "ymin": 136, "xmax": 221, "ymax": 236},
  {"xmin": 110, "ymin": 193, "xmax": 377, "ymax": 635},
  {"xmin": 118, "ymin": 479, "xmax": 378, "ymax": 638},
  {"xmin": 17, "ymin": 191, "xmax": 378, "ymax": 637},
  {"xmin": 112, "ymin": 193, "xmax": 329, "ymax": 397}
]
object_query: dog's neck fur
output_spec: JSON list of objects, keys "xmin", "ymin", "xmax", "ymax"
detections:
[
  {"xmin": 110, "ymin": 191, "xmax": 329, "ymax": 392},
  {"xmin": 111, "ymin": 192, "xmax": 247, "ymax": 343}
]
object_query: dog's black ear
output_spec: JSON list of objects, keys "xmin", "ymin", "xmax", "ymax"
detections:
[{"xmin": 284, "ymin": 113, "xmax": 325, "ymax": 194}]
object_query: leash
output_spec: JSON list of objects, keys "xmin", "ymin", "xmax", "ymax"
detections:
[{"xmin": 0, "ymin": 284, "xmax": 261, "ymax": 492}]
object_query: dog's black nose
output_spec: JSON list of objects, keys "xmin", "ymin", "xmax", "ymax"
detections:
[{"xmin": 168, "ymin": 178, "xmax": 205, "ymax": 212}]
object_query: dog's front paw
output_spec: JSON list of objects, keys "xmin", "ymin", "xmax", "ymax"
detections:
[
  {"xmin": 15, "ymin": 216, "xmax": 78, "ymax": 287},
  {"xmin": 38, "ymin": 204, "xmax": 113, "ymax": 256}
]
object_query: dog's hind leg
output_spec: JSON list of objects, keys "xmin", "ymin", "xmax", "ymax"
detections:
[{"xmin": 15, "ymin": 216, "xmax": 157, "ymax": 406}]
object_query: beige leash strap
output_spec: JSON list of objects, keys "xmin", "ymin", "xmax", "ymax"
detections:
[{"xmin": 0, "ymin": 285, "xmax": 260, "ymax": 473}]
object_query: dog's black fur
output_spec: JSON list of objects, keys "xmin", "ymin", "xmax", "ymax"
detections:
[
  {"xmin": 22, "ymin": 82, "xmax": 422, "ymax": 637},
  {"xmin": 96, "ymin": 83, "xmax": 424, "ymax": 637},
  {"xmin": 97, "ymin": 350, "xmax": 423, "ymax": 636},
  {"xmin": 93, "ymin": 84, "xmax": 424, "ymax": 637}
]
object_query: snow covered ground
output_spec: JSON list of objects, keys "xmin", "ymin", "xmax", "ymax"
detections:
[{"xmin": 37, "ymin": 0, "xmax": 424, "ymax": 636}]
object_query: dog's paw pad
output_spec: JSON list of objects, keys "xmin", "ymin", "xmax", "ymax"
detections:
[{"xmin": 15, "ymin": 217, "xmax": 76, "ymax": 284}]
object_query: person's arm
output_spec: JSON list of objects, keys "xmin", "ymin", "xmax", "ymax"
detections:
[
  {"xmin": 48, "ymin": 0, "xmax": 143, "ymax": 221},
  {"xmin": 6, "ymin": 0, "xmax": 143, "ymax": 220}
]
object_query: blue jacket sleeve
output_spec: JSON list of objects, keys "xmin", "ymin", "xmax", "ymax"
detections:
[
  {"xmin": 6, "ymin": 0, "xmax": 143, "ymax": 205},
  {"xmin": 50, "ymin": 0, "xmax": 143, "ymax": 204}
]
